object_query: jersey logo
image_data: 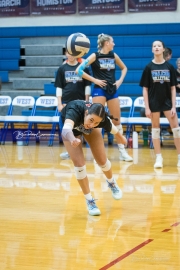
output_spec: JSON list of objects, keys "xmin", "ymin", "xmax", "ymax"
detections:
[
  {"xmin": 99, "ymin": 58, "xmax": 115, "ymax": 70},
  {"xmin": 74, "ymin": 124, "xmax": 92, "ymax": 135},
  {"xmin": 65, "ymin": 71, "xmax": 82, "ymax": 83},
  {"xmin": 151, "ymin": 70, "xmax": 170, "ymax": 84}
]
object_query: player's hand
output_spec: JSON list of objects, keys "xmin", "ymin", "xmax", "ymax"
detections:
[
  {"xmin": 115, "ymin": 79, "xmax": 123, "ymax": 89},
  {"xmin": 145, "ymin": 108, "xmax": 152, "ymax": 119},
  {"xmin": 171, "ymin": 107, "xmax": 176, "ymax": 117},
  {"xmin": 94, "ymin": 78, "xmax": 107, "ymax": 88},
  {"xmin": 58, "ymin": 104, "xmax": 66, "ymax": 112},
  {"xmin": 71, "ymin": 138, "xmax": 81, "ymax": 147}
]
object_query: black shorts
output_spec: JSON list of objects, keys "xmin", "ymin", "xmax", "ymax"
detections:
[{"xmin": 150, "ymin": 101, "xmax": 172, "ymax": 113}]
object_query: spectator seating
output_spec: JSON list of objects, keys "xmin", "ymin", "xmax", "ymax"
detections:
[
  {"xmin": 1, "ymin": 96, "xmax": 35, "ymax": 145},
  {"xmin": 27, "ymin": 96, "xmax": 60, "ymax": 146},
  {"xmin": 0, "ymin": 95, "xmax": 12, "ymax": 143}
]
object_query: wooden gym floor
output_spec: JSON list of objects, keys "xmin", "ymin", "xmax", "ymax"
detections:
[{"xmin": 0, "ymin": 139, "xmax": 180, "ymax": 270}]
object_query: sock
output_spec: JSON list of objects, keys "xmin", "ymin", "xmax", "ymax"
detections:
[
  {"xmin": 107, "ymin": 177, "xmax": 115, "ymax": 183},
  {"xmin": 178, "ymin": 154, "xmax": 180, "ymax": 160},
  {"xmin": 156, "ymin": 154, "xmax": 162, "ymax": 158},
  {"xmin": 84, "ymin": 193, "xmax": 93, "ymax": 201},
  {"xmin": 118, "ymin": 144, "xmax": 125, "ymax": 150}
]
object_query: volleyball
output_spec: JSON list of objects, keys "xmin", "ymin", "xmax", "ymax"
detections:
[{"xmin": 66, "ymin": 33, "xmax": 90, "ymax": 58}]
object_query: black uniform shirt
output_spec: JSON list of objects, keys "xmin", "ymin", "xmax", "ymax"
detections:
[
  {"xmin": 140, "ymin": 61, "xmax": 177, "ymax": 112},
  {"xmin": 61, "ymin": 100, "xmax": 112, "ymax": 136},
  {"xmin": 55, "ymin": 63, "xmax": 91, "ymax": 104},
  {"xmin": 91, "ymin": 51, "xmax": 116, "ymax": 88}
]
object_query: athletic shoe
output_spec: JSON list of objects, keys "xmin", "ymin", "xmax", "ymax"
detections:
[
  {"xmin": 86, "ymin": 198, "xmax": 101, "ymax": 216},
  {"xmin": 177, "ymin": 158, "xmax": 180, "ymax": 167},
  {"xmin": 106, "ymin": 179, "xmax": 123, "ymax": 200},
  {"xmin": 60, "ymin": 152, "xmax": 70, "ymax": 159},
  {"xmin": 154, "ymin": 156, "xmax": 163, "ymax": 168},
  {"xmin": 119, "ymin": 149, "xmax": 133, "ymax": 162}
]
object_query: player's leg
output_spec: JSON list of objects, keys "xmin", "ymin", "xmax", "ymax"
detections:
[
  {"xmin": 107, "ymin": 96, "xmax": 133, "ymax": 162},
  {"xmin": 63, "ymin": 136, "xmax": 100, "ymax": 215},
  {"xmin": 84, "ymin": 129, "xmax": 122, "ymax": 200},
  {"xmin": 151, "ymin": 112, "xmax": 162, "ymax": 168}
]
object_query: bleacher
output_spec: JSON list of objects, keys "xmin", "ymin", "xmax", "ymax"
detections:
[{"xmin": 0, "ymin": 38, "xmax": 20, "ymax": 74}]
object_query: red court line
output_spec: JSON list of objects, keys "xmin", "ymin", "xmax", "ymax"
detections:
[
  {"xmin": 162, "ymin": 228, "xmax": 171, "ymax": 232},
  {"xmin": 99, "ymin": 239, "xmax": 153, "ymax": 270},
  {"xmin": 171, "ymin": 222, "xmax": 180, "ymax": 227}
]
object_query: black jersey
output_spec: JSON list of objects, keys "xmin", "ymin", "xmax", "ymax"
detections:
[
  {"xmin": 61, "ymin": 100, "xmax": 112, "ymax": 136},
  {"xmin": 91, "ymin": 51, "xmax": 116, "ymax": 88},
  {"xmin": 54, "ymin": 63, "xmax": 91, "ymax": 104},
  {"xmin": 140, "ymin": 61, "xmax": 177, "ymax": 112},
  {"xmin": 176, "ymin": 70, "xmax": 180, "ymax": 93}
]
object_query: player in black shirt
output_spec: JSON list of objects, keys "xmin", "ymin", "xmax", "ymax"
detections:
[
  {"xmin": 61, "ymin": 100, "xmax": 127, "ymax": 216},
  {"xmin": 76, "ymin": 33, "xmax": 133, "ymax": 162},
  {"xmin": 140, "ymin": 40, "xmax": 180, "ymax": 169},
  {"xmin": 55, "ymin": 50, "xmax": 91, "ymax": 159}
]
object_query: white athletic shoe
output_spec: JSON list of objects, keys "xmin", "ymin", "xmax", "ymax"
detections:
[
  {"xmin": 154, "ymin": 156, "xmax": 163, "ymax": 168},
  {"xmin": 60, "ymin": 152, "xmax": 70, "ymax": 159},
  {"xmin": 106, "ymin": 179, "xmax": 123, "ymax": 200},
  {"xmin": 86, "ymin": 198, "xmax": 101, "ymax": 216},
  {"xmin": 177, "ymin": 158, "xmax": 180, "ymax": 167},
  {"xmin": 119, "ymin": 149, "xmax": 133, "ymax": 162}
]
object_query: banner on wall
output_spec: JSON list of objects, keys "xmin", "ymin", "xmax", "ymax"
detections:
[
  {"xmin": 78, "ymin": 0, "xmax": 125, "ymax": 14},
  {"xmin": 0, "ymin": 0, "xmax": 30, "ymax": 17},
  {"xmin": 31, "ymin": 0, "xmax": 76, "ymax": 15},
  {"xmin": 128, "ymin": 0, "xmax": 177, "ymax": 12}
]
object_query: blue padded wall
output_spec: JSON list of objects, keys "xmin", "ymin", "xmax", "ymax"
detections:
[{"xmin": 0, "ymin": 71, "xmax": 9, "ymax": 82}]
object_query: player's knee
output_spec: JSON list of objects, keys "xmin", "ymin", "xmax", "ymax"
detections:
[
  {"xmin": 152, "ymin": 128, "xmax": 160, "ymax": 139},
  {"xmin": 99, "ymin": 159, "xmax": 111, "ymax": 172},
  {"xmin": 74, "ymin": 165, "xmax": 87, "ymax": 180},
  {"xmin": 172, "ymin": 127, "xmax": 180, "ymax": 138},
  {"xmin": 116, "ymin": 124, "xmax": 123, "ymax": 135}
]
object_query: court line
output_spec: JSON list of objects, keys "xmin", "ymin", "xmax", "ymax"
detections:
[
  {"xmin": 100, "ymin": 221, "xmax": 180, "ymax": 270},
  {"xmin": 171, "ymin": 221, "xmax": 180, "ymax": 227},
  {"xmin": 99, "ymin": 239, "xmax": 154, "ymax": 270}
]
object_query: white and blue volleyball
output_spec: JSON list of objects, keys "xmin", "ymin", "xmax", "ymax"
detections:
[{"xmin": 66, "ymin": 33, "xmax": 90, "ymax": 58}]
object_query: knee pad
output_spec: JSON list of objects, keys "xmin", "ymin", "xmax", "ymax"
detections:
[
  {"xmin": 172, "ymin": 127, "xmax": 180, "ymax": 138},
  {"xmin": 116, "ymin": 124, "xmax": 123, "ymax": 135},
  {"xmin": 100, "ymin": 159, "xmax": 111, "ymax": 172},
  {"xmin": 74, "ymin": 165, "xmax": 86, "ymax": 180},
  {"xmin": 152, "ymin": 128, "xmax": 160, "ymax": 139}
]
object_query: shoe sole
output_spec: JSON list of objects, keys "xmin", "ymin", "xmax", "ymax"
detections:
[
  {"xmin": 154, "ymin": 164, "xmax": 163, "ymax": 168},
  {"xmin": 119, "ymin": 157, "xmax": 133, "ymax": 162},
  {"xmin": 60, "ymin": 155, "xmax": 70, "ymax": 159},
  {"xmin": 89, "ymin": 211, "xmax": 101, "ymax": 216}
]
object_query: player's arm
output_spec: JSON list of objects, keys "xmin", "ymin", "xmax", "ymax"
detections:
[
  {"xmin": 61, "ymin": 119, "xmax": 81, "ymax": 147},
  {"xmin": 85, "ymin": 86, "xmax": 91, "ymax": 102},
  {"xmin": 171, "ymin": 85, "xmax": 176, "ymax": 116},
  {"xmin": 114, "ymin": 53, "xmax": 127, "ymax": 89},
  {"xmin": 56, "ymin": 87, "xmax": 65, "ymax": 112},
  {"xmin": 76, "ymin": 53, "xmax": 107, "ymax": 88}
]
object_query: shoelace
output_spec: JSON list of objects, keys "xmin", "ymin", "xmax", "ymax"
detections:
[
  {"xmin": 107, "ymin": 181, "xmax": 119, "ymax": 194},
  {"xmin": 87, "ymin": 199, "xmax": 98, "ymax": 210}
]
